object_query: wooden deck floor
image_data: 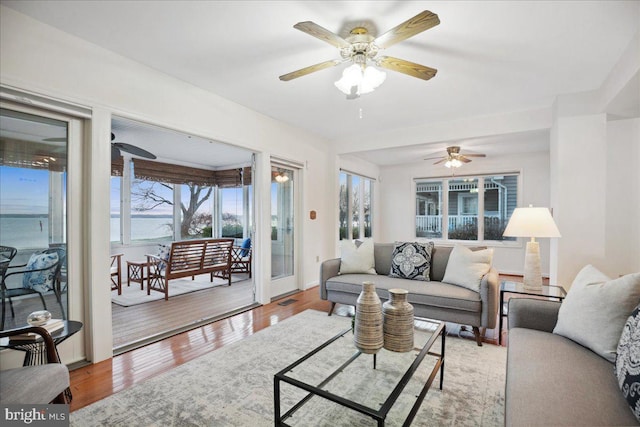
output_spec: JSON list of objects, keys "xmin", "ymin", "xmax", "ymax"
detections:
[{"xmin": 112, "ymin": 274, "xmax": 255, "ymax": 351}]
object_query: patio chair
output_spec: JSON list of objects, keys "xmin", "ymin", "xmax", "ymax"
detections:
[
  {"xmin": 111, "ymin": 253, "xmax": 123, "ymax": 295},
  {"xmin": 0, "ymin": 326, "xmax": 70, "ymax": 404},
  {"xmin": 230, "ymin": 238, "xmax": 252, "ymax": 278},
  {"xmin": 1, "ymin": 250, "xmax": 62, "ymax": 330}
]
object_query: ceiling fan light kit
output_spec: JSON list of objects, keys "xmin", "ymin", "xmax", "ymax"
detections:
[{"xmin": 280, "ymin": 10, "xmax": 440, "ymax": 99}]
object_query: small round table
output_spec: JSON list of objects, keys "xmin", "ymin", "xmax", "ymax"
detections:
[{"xmin": 0, "ymin": 320, "xmax": 82, "ymax": 401}]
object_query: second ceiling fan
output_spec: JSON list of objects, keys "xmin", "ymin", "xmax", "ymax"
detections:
[
  {"xmin": 424, "ymin": 146, "xmax": 486, "ymax": 168},
  {"xmin": 279, "ymin": 10, "xmax": 440, "ymax": 97}
]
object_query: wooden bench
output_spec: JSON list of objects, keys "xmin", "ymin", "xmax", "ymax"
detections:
[{"xmin": 146, "ymin": 238, "xmax": 234, "ymax": 301}]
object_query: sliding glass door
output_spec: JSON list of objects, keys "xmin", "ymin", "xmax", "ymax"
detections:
[
  {"xmin": 0, "ymin": 108, "xmax": 69, "ymax": 327},
  {"xmin": 270, "ymin": 163, "xmax": 298, "ymax": 297}
]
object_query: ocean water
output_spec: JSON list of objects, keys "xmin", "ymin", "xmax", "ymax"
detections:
[{"xmin": 0, "ymin": 216, "xmax": 172, "ymax": 249}]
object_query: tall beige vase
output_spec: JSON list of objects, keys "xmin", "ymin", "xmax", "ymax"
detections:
[
  {"xmin": 382, "ymin": 288, "xmax": 414, "ymax": 352},
  {"xmin": 354, "ymin": 281, "xmax": 384, "ymax": 354}
]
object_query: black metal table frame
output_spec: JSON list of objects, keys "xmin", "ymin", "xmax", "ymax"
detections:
[
  {"xmin": 274, "ymin": 321, "xmax": 446, "ymax": 427},
  {"xmin": 498, "ymin": 282, "xmax": 566, "ymax": 345}
]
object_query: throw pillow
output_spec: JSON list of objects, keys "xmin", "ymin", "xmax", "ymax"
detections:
[
  {"xmin": 553, "ymin": 265, "xmax": 640, "ymax": 363},
  {"xmin": 441, "ymin": 245, "xmax": 493, "ymax": 292},
  {"xmin": 239, "ymin": 238, "xmax": 251, "ymax": 258},
  {"xmin": 22, "ymin": 252, "xmax": 59, "ymax": 293},
  {"xmin": 339, "ymin": 239, "xmax": 376, "ymax": 275},
  {"xmin": 156, "ymin": 244, "xmax": 170, "ymax": 270},
  {"xmin": 616, "ymin": 305, "xmax": 640, "ymax": 423},
  {"xmin": 389, "ymin": 241, "xmax": 434, "ymax": 281}
]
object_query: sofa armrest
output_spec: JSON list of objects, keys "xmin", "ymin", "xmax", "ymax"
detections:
[
  {"xmin": 508, "ymin": 298, "xmax": 560, "ymax": 333},
  {"xmin": 479, "ymin": 267, "xmax": 500, "ymax": 329},
  {"xmin": 319, "ymin": 258, "xmax": 341, "ymax": 300}
]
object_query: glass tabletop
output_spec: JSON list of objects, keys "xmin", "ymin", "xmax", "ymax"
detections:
[
  {"xmin": 276, "ymin": 319, "xmax": 444, "ymax": 426},
  {"xmin": 501, "ymin": 281, "xmax": 566, "ymax": 298}
]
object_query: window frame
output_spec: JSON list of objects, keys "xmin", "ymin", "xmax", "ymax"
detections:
[
  {"xmin": 339, "ymin": 170, "xmax": 375, "ymax": 241},
  {"xmin": 414, "ymin": 171, "xmax": 522, "ymax": 246}
]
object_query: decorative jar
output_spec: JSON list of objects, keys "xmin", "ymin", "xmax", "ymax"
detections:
[
  {"xmin": 354, "ymin": 281, "xmax": 383, "ymax": 354},
  {"xmin": 382, "ymin": 288, "xmax": 414, "ymax": 352}
]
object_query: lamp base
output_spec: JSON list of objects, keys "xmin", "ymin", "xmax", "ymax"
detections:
[{"xmin": 522, "ymin": 241, "xmax": 543, "ymax": 291}]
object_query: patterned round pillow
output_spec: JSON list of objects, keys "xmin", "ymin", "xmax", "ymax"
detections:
[{"xmin": 616, "ymin": 304, "xmax": 640, "ymax": 423}]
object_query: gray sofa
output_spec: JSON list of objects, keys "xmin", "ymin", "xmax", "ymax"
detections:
[
  {"xmin": 506, "ymin": 298, "xmax": 638, "ymax": 426},
  {"xmin": 320, "ymin": 243, "xmax": 499, "ymax": 345}
]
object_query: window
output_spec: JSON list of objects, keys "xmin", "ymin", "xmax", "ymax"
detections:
[
  {"xmin": 339, "ymin": 171, "xmax": 374, "ymax": 240},
  {"xmin": 180, "ymin": 183, "xmax": 214, "ymax": 240},
  {"xmin": 110, "ymin": 176, "xmax": 121, "ymax": 243},
  {"xmin": 110, "ymin": 157, "xmax": 250, "ymax": 245},
  {"xmin": 220, "ymin": 187, "xmax": 243, "ymax": 239},
  {"xmin": 415, "ymin": 173, "xmax": 518, "ymax": 242}
]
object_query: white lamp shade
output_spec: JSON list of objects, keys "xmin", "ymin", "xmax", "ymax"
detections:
[{"xmin": 503, "ymin": 206, "xmax": 561, "ymax": 238}]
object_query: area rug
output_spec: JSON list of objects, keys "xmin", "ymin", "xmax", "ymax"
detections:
[
  {"xmin": 111, "ymin": 276, "xmax": 232, "ymax": 307},
  {"xmin": 71, "ymin": 310, "xmax": 506, "ymax": 426}
]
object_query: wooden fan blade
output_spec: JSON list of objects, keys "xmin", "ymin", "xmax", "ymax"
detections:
[
  {"xmin": 458, "ymin": 156, "xmax": 472, "ymax": 163},
  {"xmin": 423, "ymin": 156, "xmax": 444, "ymax": 161},
  {"xmin": 433, "ymin": 158, "xmax": 448, "ymax": 165},
  {"xmin": 293, "ymin": 21, "xmax": 350, "ymax": 49},
  {"xmin": 279, "ymin": 59, "xmax": 344, "ymax": 81},
  {"xmin": 377, "ymin": 56, "xmax": 437, "ymax": 80},
  {"xmin": 374, "ymin": 10, "xmax": 440, "ymax": 49},
  {"xmin": 460, "ymin": 153, "xmax": 486, "ymax": 158}
]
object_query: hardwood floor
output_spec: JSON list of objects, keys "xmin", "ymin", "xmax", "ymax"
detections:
[
  {"xmin": 69, "ymin": 283, "xmax": 507, "ymax": 412},
  {"xmin": 69, "ymin": 286, "xmax": 333, "ymax": 411}
]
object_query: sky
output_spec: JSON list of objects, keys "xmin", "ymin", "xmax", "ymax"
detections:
[{"xmin": 0, "ymin": 167, "xmax": 52, "ymax": 215}]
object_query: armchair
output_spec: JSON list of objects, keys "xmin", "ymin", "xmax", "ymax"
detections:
[
  {"xmin": 0, "ymin": 326, "xmax": 70, "ymax": 404},
  {"xmin": 1, "ymin": 250, "xmax": 62, "ymax": 330},
  {"xmin": 110, "ymin": 253, "xmax": 123, "ymax": 295},
  {"xmin": 230, "ymin": 238, "xmax": 252, "ymax": 278}
]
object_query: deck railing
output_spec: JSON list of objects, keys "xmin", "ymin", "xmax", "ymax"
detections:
[{"xmin": 416, "ymin": 215, "xmax": 505, "ymax": 234}]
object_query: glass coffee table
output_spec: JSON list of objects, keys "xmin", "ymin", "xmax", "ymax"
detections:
[{"xmin": 274, "ymin": 320, "xmax": 445, "ymax": 426}]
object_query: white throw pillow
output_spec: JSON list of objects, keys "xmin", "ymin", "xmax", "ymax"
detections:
[
  {"xmin": 339, "ymin": 239, "xmax": 376, "ymax": 275},
  {"xmin": 553, "ymin": 265, "xmax": 640, "ymax": 363},
  {"xmin": 441, "ymin": 245, "xmax": 494, "ymax": 292}
]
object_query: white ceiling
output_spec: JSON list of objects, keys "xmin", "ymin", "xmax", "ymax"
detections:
[{"xmin": 3, "ymin": 1, "xmax": 639, "ymax": 166}]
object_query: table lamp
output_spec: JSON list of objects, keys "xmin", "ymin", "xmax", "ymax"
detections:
[{"xmin": 503, "ymin": 205, "xmax": 561, "ymax": 290}]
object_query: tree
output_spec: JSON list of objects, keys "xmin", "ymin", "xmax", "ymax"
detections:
[{"xmin": 131, "ymin": 180, "xmax": 213, "ymax": 238}]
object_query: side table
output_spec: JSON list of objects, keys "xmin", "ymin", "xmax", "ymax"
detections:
[
  {"xmin": 0, "ymin": 320, "xmax": 83, "ymax": 401},
  {"xmin": 499, "ymin": 281, "xmax": 566, "ymax": 345},
  {"xmin": 127, "ymin": 260, "xmax": 149, "ymax": 290}
]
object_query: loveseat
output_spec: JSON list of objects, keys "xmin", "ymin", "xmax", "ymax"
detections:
[
  {"xmin": 320, "ymin": 242, "xmax": 499, "ymax": 345},
  {"xmin": 505, "ymin": 298, "xmax": 638, "ymax": 426}
]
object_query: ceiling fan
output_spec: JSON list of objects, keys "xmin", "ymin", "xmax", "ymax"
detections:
[
  {"xmin": 424, "ymin": 146, "xmax": 486, "ymax": 168},
  {"xmin": 279, "ymin": 10, "xmax": 440, "ymax": 94},
  {"xmin": 110, "ymin": 133, "xmax": 156, "ymax": 161}
]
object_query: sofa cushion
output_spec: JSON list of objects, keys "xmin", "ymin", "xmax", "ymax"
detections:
[
  {"xmin": 506, "ymin": 328, "xmax": 638, "ymax": 426},
  {"xmin": 0, "ymin": 364, "xmax": 69, "ymax": 404},
  {"xmin": 442, "ymin": 245, "xmax": 493, "ymax": 292},
  {"xmin": 373, "ymin": 243, "xmax": 395, "ymax": 276},
  {"xmin": 389, "ymin": 241, "xmax": 434, "ymax": 281},
  {"xmin": 553, "ymin": 265, "xmax": 640, "ymax": 362},
  {"xmin": 430, "ymin": 246, "xmax": 453, "ymax": 282},
  {"xmin": 325, "ymin": 274, "xmax": 481, "ymax": 313},
  {"xmin": 616, "ymin": 304, "xmax": 640, "ymax": 423},
  {"xmin": 339, "ymin": 239, "xmax": 376, "ymax": 275}
]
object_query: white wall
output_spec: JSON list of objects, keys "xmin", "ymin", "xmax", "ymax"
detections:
[
  {"xmin": 378, "ymin": 149, "xmax": 552, "ymax": 276},
  {"xmin": 0, "ymin": 6, "xmax": 337, "ymax": 362},
  {"xmin": 605, "ymin": 118, "xmax": 640, "ymax": 276}
]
